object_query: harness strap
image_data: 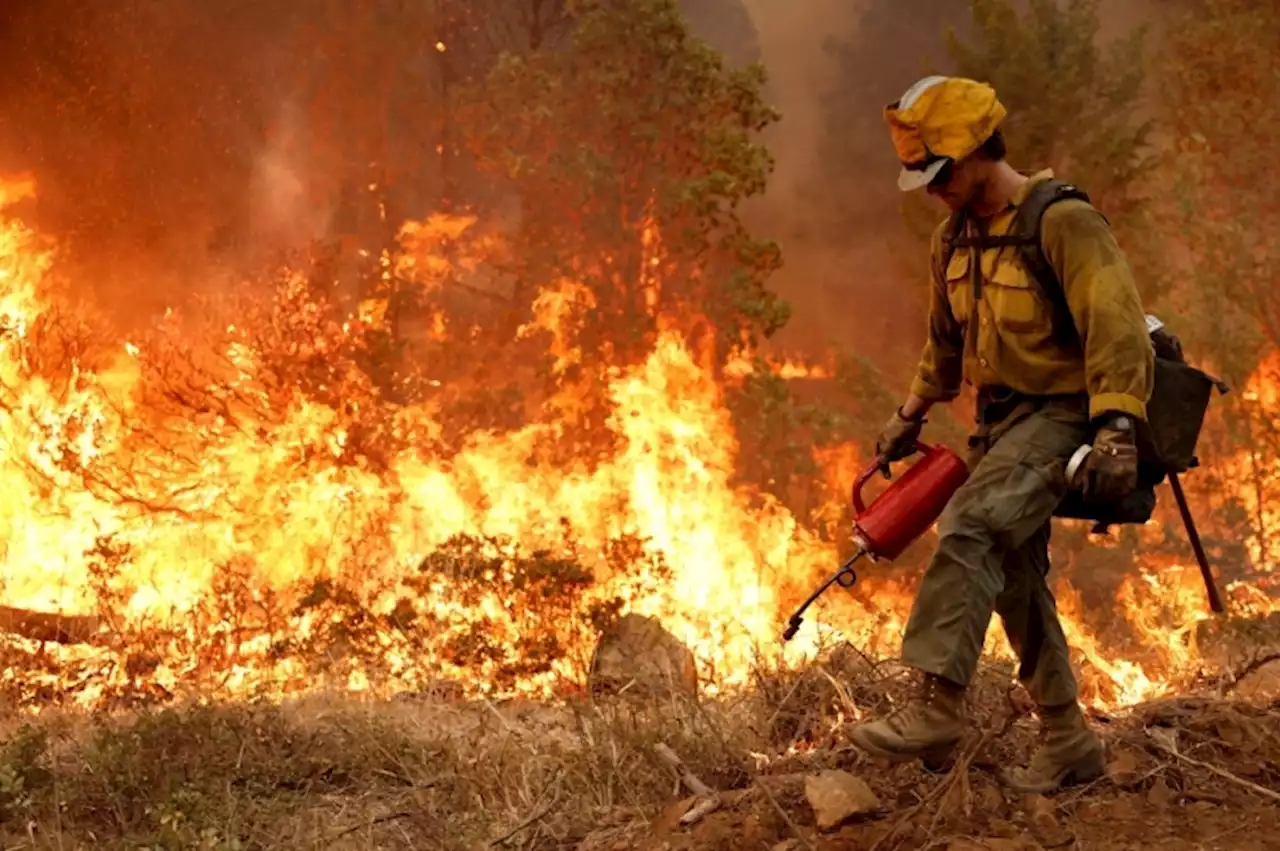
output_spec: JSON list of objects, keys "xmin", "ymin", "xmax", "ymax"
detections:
[{"xmin": 937, "ymin": 178, "xmax": 1097, "ymax": 348}]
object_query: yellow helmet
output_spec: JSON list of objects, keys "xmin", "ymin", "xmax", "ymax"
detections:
[{"xmin": 884, "ymin": 76, "xmax": 1007, "ymax": 191}]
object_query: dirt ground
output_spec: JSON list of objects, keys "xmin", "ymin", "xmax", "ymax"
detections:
[
  {"xmin": 623, "ymin": 697, "xmax": 1280, "ymax": 851},
  {"xmin": 577, "ymin": 654, "xmax": 1280, "ymax": 851}
]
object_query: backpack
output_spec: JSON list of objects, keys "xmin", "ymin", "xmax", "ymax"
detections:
[{"xmin": 938, "ymin": 178, "xmax": 1229, "ymax": 528}]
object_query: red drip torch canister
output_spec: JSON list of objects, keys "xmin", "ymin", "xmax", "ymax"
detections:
[
  {"xmin": 851, "ymin": 441, "xmax": 970, "ymax": 561},
  {"xmin": 781, "ymin": 441, "xmax": 970, "ymax": 642}
]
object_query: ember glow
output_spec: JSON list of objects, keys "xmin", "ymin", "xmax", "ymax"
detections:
[{"xmin": 0, "ymin": 177, "xmax": 1272, "ymax": 711}]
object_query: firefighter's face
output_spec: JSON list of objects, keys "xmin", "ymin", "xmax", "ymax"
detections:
[{"xmin": 926, "ymin": 156, "xmax": 983, "ymax": 211}]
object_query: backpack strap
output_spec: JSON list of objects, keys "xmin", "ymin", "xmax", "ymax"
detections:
[
  {"xmin": 937, "ymin": 177, "xmax": 1094, "ymax": 346},
  {"xmin": 1009, "ymin": 178, "xmax": 1094, "ymax": 345},
  {"xmin": 937, "ymin": 206, "xmax": 969, "ymax": 284}
]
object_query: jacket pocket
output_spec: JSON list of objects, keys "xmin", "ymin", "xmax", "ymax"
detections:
[
  {"xmin": 987, "ymin": 258, "xmax": 1044, "ymax": 334},
  {"xmin": 944, "ymin": 250, "xmax": 973, "ymax": 327}
]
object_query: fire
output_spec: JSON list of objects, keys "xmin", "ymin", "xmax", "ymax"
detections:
[
  {"xmin": 0, "ymin": 175, "xmax": 1273, "ymax": 712},
  {"xmin": 0, "ymin": 176, "xmax": 877, "ymax": 705},
  {"xmin": 723, "ymin": 351, "xmax": 833, "ymax": 381}
]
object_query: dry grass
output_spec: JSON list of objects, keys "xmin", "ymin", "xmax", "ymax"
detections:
[
  {"xmin": 0, "ymin": 646, "xmax": 1276, "ymax": 851},
  {"xmin": 0, "ymin": 684, "xmax": 763, "ymax": 850},
  {"xmin": 0, "ymin": 647, "xmax": 886, "ymax": 849}
]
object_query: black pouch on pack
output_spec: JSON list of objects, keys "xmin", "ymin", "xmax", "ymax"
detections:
[
  {"xmin": 1144, "ymin": 331, "xmax": 1222, "ymax": 474},
  {"xmin": 1051, "ymin": 327, "xmax": 1226, "ymax": 527}
]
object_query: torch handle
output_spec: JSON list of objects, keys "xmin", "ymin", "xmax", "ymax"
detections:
[{"xmin": 854, "ymin": 440, "xmax": 931, "ymax": 516}]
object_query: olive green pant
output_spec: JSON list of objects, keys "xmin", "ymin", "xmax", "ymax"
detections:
[{"xmin": 900, "ymin": 403, "xmax": 1088, "ymax": 708}]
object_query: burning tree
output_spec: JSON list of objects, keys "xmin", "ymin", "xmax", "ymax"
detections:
[
  {"xmin": 454, "ymin": 0, "xmax": 788, "ymax": 373},
  {"xmin": 447, "ymin": 0, "xmax": 902, "ymax": 528}
]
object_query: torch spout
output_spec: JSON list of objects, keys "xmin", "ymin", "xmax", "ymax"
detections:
[{"xmin": 782, "ymin": 550, "xmax": 866, "ymax": 642}]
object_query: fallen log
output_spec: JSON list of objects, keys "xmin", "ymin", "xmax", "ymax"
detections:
[{"xmin": 0, "ymin": 605, "xmax": 102, "ymax": 644}]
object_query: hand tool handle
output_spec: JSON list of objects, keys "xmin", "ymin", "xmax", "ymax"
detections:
[{"xmin": 1168, "ymin": 471, "xmax": 1225, "ymax": 614}]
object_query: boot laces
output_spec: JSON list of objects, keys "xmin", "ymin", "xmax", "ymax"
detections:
[{"xmin": 885, "ymin": 674, "xmax": 944, "ymax": 729}]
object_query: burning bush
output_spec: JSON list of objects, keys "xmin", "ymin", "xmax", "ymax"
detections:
[{"xmin": 0, "ymin": 174, "xmax": 892, "ymax": 708}]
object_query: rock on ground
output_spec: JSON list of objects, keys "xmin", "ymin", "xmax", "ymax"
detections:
[
  {"xmin": 589, "ymin": 613, "xmax": 697, "ymax": 697},
  {"xmin": 803, "ymin": 769, "xmax": 880, "ymax": 831}
]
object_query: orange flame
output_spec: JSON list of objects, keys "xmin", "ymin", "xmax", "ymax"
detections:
[{"xmin": 0, "ymin": 175, "xmax": 1272, "ymax": 711}]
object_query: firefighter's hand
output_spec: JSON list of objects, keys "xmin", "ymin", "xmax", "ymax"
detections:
[
  {"xmin": 875, "ymin": 408, "xmax": 924, "ymax": 473},
  {"xmin": 1081, "ymin": 418, "xmax": 1138, "ymax": 500}
]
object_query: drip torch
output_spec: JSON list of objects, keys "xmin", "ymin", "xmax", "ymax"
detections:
[{"xmin": 783, "ymin": 441, "xmax": 970, "ymax": 641}]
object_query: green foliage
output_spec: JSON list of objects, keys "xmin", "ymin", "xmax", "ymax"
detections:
[
  {"xmin": 0, "ymin": 703, "xmax": 446, "ymax": 848},
  {"xmin": 455, "ymin": 0, "xmax": 788, "ymax": 367},
  {"xmin": 726, "ymin": 368, "xmax": 855, "ymax": 515},
  {"xmin": 0, "ymin": 725, "xmax": 53, "ymax": 821}
]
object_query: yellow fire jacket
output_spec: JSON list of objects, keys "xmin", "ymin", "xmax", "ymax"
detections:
[{"xmin": 908, "ymin": 170, "xmax": 1154, "ymax": 421}]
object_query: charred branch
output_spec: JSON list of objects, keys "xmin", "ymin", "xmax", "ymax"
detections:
[{"xmin": 0, "ymin": 605, "xmax": 101, "ymax": 645}]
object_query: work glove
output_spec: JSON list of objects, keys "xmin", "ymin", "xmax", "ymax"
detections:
[
  {"xmin": 874, "ymin": 407, "xmax": 923, "ymax": 474},
  {"xmin": 1080, "ymin": 418, "xmax": 1139, "ymax": 501}
]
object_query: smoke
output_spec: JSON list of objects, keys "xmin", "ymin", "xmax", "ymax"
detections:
[
  {"xmin": 736, "ymin": 0, "xmax": 865, "ymax": 203},
  {"xmin": 0, "ymin": 0, "xmax": 1161, "ymax": 339},
  {"xmin": 0, "ymin": 0, "xmax": 946, "ymax": 348},
  {"xmin": 732, "ymin": 0, "xmax": 970, "ymax": 366},
  {"xmin": 0, "ymin": 2, "xmax": 285, "ymax": 320},
  {"xmin": 0, "ymin": 0, "xmax": 448, "ymax": 326},
  {"xmin": 247, "ymin": 100, "xmax": 336, "ymax": 256}
]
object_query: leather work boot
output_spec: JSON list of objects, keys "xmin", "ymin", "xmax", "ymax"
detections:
[
  {"xmin": 848, "ymin": 672, "xmax": 966, "ymax": 764},
  {"xmin": 1001, "ymin": 701, "xmax": 1106, "ymax": 794}
]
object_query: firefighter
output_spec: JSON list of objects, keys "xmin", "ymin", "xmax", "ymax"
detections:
[{"xmin": 847, "ymin": 75, "xmax": 1154, "ymax": 793}]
